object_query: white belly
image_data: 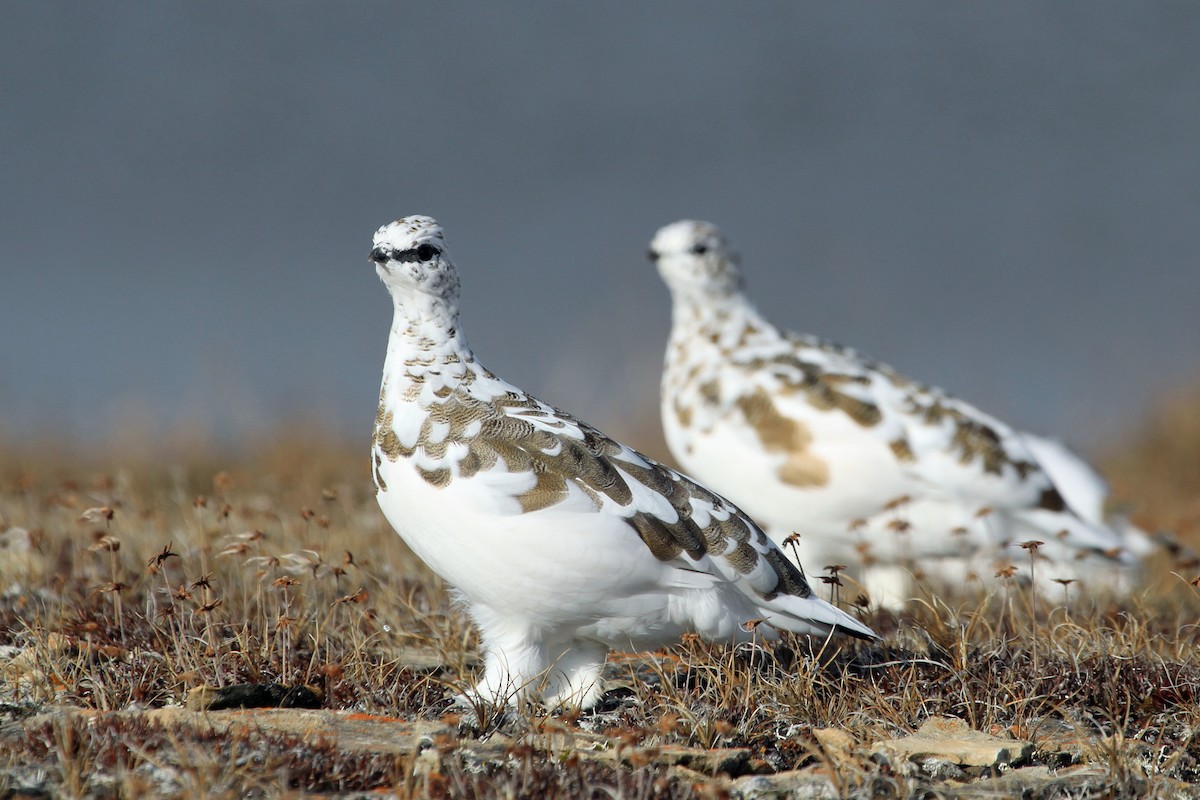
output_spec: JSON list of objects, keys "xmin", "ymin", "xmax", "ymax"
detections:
[
  {"xmin": 373, "ymin": 448, "xmax": 699, "ymax": 643},
  {"xmin": 662, "ymin": 412, "xmax": 1017, "ymax": 570},
  {"xmin": 667, "ymin": 415, "xmax": 899, "ymax": 534}
]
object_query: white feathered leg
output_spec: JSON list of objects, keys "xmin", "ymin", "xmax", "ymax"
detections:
[
  {"xmin": 540, "ymin": 640, "xmax": 609, "ymax": 710},
  {"xmin": 458, "ymin": 606, "xmax": 547, "ymax": 708}
]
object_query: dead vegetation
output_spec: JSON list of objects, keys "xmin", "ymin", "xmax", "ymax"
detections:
[
  {"xmin": 1, "ymin": 393, "xmax": 1199, "ymax": 798},
  {"xmin": 1103, "ymin": 382, "xmax": 1200, "ymax": 546}
]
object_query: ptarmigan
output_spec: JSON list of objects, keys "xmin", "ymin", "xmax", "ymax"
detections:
[
  {"xmin": 368, "ymin": 215, "xmax": 875, "ymax": 710},
  {"xmin": 649, "ymin": 219, "xmax": 1146, "ymax": 607},
  {"xmin": 1019, "ymin": 433, "xmax": 1154, "ymax": 561}
]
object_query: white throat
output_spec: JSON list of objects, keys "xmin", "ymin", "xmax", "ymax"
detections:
[
  {"xmin": 380, "ymin": 291, "xmax": 479, "ymax": 408},
  {"xmin": 668, "ymin": 287, "xmax": 769, "ymax": 352}
]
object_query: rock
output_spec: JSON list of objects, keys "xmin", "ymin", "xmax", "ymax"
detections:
[
  {"xmin": 1, "ymin": 633, "xmax": 69, "ymax": 678},
  {"xmin": 648, "ymin": 744, "xmax": 753, "ymax": 776},
  {"xmin": 666, "ymin": 764, "xmax": 723, "ymax": 789},
  {"xmin": 145, "ymin": 707, "xmax": 453, "ymax": 754},
  {"xmin": 530, "ymin": 727, "xmax": 610, "ymax": 760},
  {"xmin": 543, "ymin": 733, "xmax": 754, "ymax": 777},
  {"xmin": 950, "ymin": 764, "xmax": 1144, "ymax": 798},
  {"xmin": 910, "ymin": 757, "xmax": 969, "ymax": 781},
  {"xmin": 0, "ymin": 646, "xmax": 33, "ymax": 684},
  {"xmin": 731, "ymin": 768, "xmax": 838, "ymax": 800},
  {"xmin": 455, "ymin": 737, "xmax": 513, "ymax": 770},
  {"xmin": 1, "ymin": 634, "xmax": 74, "ymax": 703},
  {"xmin": 390, "ymin": 645, "xmax": 476, "ymax": 672},
  {"xmin": 1023, "ymin": 716, "xmax": 1097, "ymax": 764},
  {"xmin": 811, "ymin": 727, "xmax": 856, "ymax": 763},
  {"xmin": 871, "ymin": 716, "xmax": 1032, "ymax": 770}
]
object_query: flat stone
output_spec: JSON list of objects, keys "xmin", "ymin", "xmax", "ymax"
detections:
[
  {"xmin": 1, "ymin": 633, "xmax": 70, "ymax": 681},
  {"xmin": 544, "ymin": 732, "xmax": 753, "ymax": 777},
  {"xmin": 530, "ymin": 728, "xmax": 611, "ymax": 757},
  {"xmin": 871, "ymin": 716, "xmax": 1032, "ymax": 769},
  {"xmin": 951, "ymin": 764, "xmax": 1137, "ymax": 798},
  {"xmin": 1024, "ymin": 716, "xmax": 1098, "ymax": 763},
  {"xmin": 144, "ymin": 707, "xmax": 453, "ymax": 754},
  {"xmin": 731, "ymin": 768, "xmax": 838, "ymax": 800},
  {"xmin": 389, "ymin": 645, "xmax": 476, "ymax": 671},
  {"xmin": 667, "ymin": 764, "xmax": 725, "ymax": 788},
  {"xmin": 811, "ymin": 727, "xmax": 856, "ymax": 763},
  {"xmin": 911, "ymin": 757, "xmax": 969, "ymax": 781},
  {"xmin": 650, "ymin": 744, "xmax": 753, "ymax": 776}
]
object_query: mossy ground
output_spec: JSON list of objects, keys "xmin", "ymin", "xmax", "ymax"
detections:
[{"xmin": 1, "ymin": 392, "xmax": 1198, "ymax": 798}]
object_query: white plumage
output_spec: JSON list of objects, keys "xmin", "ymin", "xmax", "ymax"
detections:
[
  {"xmin": 650, "ymin": 220, "xmax": 1146, "ymax": 607},
  {"xmin": 368, "ymin": 215, "xmax": 875, "ymax": 710}
]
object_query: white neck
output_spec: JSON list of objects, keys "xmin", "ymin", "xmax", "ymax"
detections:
[
  {"xmin": 667, "ymin": 288, "xmax": 772, "ymax": 353},
  {"xmin": 381, "ymin": 292, "xmax": 478, "ymax": 404}
]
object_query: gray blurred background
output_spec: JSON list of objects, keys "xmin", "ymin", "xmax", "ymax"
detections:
[{"xmin": 3, "ymin": 3, "xmax": 1198, "ymax": 460}]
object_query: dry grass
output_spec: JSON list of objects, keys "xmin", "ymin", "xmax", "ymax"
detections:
[
  {"xmin": 1103, "ymin": 382, "xmax": 1200, "ymax": 548},
  {"xmin": 2, "ymin": 393, "xmax": 1200, "ymax": 798}
]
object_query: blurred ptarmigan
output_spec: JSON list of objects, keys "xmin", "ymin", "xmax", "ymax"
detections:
[
  {"xmin": 368, "ymin": 215, "xmax": 875, "ymax": 710},
  {"xmin": 649, "ymin": 219, "xmax": 1147, "ymax": 606}
]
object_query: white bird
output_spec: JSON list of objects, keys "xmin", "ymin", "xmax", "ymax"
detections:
[
  {"xmin": 368, "ymin": 215, "xmax": 875, "ymax": 710},
  {"xmin": 1019, "ymin": 433, "xmax": 1154, "ymax": 560},
  {"xmin": 649, "ymin": 219, "xmax": 1145, "ymax": 607}
]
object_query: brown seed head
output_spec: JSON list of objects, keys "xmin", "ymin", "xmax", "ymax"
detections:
[{"xmin": 79, "ymin": 506, "xmax": 115, "ymax": 523}]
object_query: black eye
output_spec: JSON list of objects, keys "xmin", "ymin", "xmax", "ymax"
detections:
[
  {"xmin": 416, "ymin": 244, "xmax": 439, "ymax": 262},
  {"xmin": 690, "ymin": 243, "xmax": 708, "ymax": 255}
]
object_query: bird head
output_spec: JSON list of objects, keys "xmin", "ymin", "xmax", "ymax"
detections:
[
  {"xmin": 370, "ymin": 216, "xmax": 461, "ymax": 304},
  {"xmin": 647, "ymin": 220, "xmax": 743, "ymax": 301}
]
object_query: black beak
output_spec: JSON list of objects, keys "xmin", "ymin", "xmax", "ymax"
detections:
[
  {"xmin": 646, "ymin": 247, "xmax": 660, "ymax": 263},
  {"xmin": 370, "ymin": 246, "xmax": 392, "ymax": 264}
]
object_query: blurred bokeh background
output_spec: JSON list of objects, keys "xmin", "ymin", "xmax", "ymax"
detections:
[{"xmin": 3, "ymin": 3, "xmax": 1198, "ymax": 465}]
